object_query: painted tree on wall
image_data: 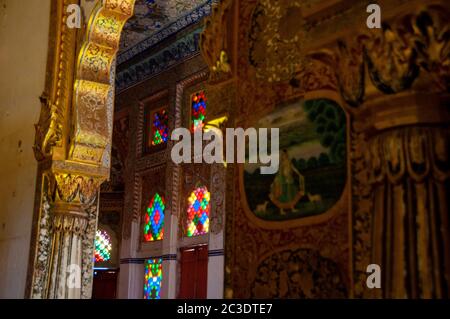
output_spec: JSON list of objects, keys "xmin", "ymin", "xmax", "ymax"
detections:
[
  {"xmin": 191, "ymin": 91, "xmax": 207, "ymax": 132},
  {"xmin": 303, "ymin": 99, "xmax": 346, "ymax": 163},
  {"xmin": 144, "ymin": 193, "xmax": 165, "ymax": 241},
  {"xmin": 186, "ymin": 186, "xmax": 210, "ymax": 237},
  {"xmin": 144, "ymin": 258, "xmax": 163, "ymax": 299}
]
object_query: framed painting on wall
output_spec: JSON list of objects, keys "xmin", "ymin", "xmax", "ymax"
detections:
[{"xmin": 242, "ymin": 98, "xmax": 347, "ymax": 222}]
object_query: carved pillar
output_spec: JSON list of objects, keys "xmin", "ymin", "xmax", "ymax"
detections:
[
  {"xmin": 358, "ymin": 95, "xmax": 450, "ymax": 298},
  {"xmin": 48, "ymin": 204, "xmax": 89, "ymax": 299},
  {"xmin": 28, "ymin": 0, "xmax": 135, "ymax": 298},
  {"xmin": 337, "ymin": 5, "xmax": 450, "ymax": 298},
  {"xmin": 29, "ymin": 172, "xmax": 102, "ymax": 299},
  {"xmin": 49, "ymin": 174, "xmax": 102, "ymax": 299}
]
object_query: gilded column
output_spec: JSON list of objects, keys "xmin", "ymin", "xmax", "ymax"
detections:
[
  {"xmin": 358, "ymin": 95, "xmax": 450, "ymax": 298},
  {"xmin": 48, "ymin": 203, "xmax": 89, "ymax": 299},
  {"xmin": 29, "ymin": 172, "xmax": 102, "ymax": 299},
  {"xmin": 47, "ymin": 174, "xmax": 102, "ymax": 299},
  {"xmin": 336, "ymin": 5, "xmax": 450, "ymax": 298},
  {"xmin": 28, "ymin": 0, "xmax": 135, "ymax": 298}
]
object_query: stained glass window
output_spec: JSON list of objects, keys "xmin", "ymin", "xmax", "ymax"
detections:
[
  {"xmin": 144, "ymin": 193, "xmax": 165, "ymax": 242},
  {"xmin": 191, "ymin": 91, "xmax": 207, "ymax": 132},
  {"xmin": 144, "ymin": 258, "xmax": 163, "ymax": 299},
  {"xmin": 186, "ymin": 186, "xmax": 210, "ymax": 237},
  {"xmin": 94, "ymin": 230, "xmax": 112, "ymax": 262},
  {"xmin": 151, "ymin": 108, "xmax": 169, "ymax": 146}
]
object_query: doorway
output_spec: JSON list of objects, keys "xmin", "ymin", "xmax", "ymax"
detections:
[
  {"xmin": 178, "ymin": 245, "xmax": 208, "ymax": 299},
  {"xmin": 92, "ymin": 269, "xmax": 119, "ymax": 299}
]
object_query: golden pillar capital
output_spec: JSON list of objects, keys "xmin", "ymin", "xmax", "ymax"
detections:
[
  {"xmin": 351, "ymin": 98, "xmax": 450, "ymax": 298},
  {"xmin": 354, "ymin": 92, "xmax": 450, "ymax": 136}
]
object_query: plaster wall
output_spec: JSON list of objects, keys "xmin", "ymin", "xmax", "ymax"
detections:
[{"xmin": 0, "ymin": 0, "xmax": 50, "ymax": 298}]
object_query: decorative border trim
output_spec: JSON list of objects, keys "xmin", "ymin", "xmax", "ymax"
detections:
[
  {"xmin": 120, "ymin": 254, "xmax": 177, "ymax": 264},
  {"xmin": 208, "ymin": 249, "xmax": 225, "ymax": 257},
  {"xmin": 171, "ymin": 70, "xmax": 209, "ymax": 218},
  {"xmin": 119, "ymin": 249, "xmax": 224, "ymax": 264},
  {"xmin": 116, "ymin": 32, "xmax": 203, "ymax": 93}
]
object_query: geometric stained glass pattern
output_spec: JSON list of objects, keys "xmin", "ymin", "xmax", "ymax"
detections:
[
  {"xmin": 151, "ymin": 108, "xmax": 169, "ymax": 146},
  {"xmin": 186, "ymin": 186, "xmax": 210, "ymax": 237},
  {"xmin": 144, "ymin": 193, "xmax": 165, "ymax": 242},
  {"xmin": 144, "ymin": 258, "xmax": 163, "ymax": 300},
  {"xmin": 191, "ymin": 91, "xmax": 207, "ymax": 132},
  {"xmin": 94, "ymin": 230, "xmax": 112, "ymax": 263}
]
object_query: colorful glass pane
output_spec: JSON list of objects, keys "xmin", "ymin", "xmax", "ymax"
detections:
[
  {"xmin": 186, "ymin": 186, "xmax": 210, "ymax": 237},
  {"xmin": 144, "ymin": 193, "xmax": 165, "ymax": 242},
  {"xmin": 94, "ymin": 230, "xmax": 112, "ymax": 262},
  {"xmin": 191, "ymin": 91, "xmax": 207, "ymax": 132},
  {"xmin": 151, "ymin": 108, "xmax": 169, "ymax": 146},
  {"xmin": 144, "ymin": 259, "xmax": 162, "ymax": 299}
]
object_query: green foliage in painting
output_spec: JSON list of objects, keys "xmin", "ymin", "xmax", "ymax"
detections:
[
  {"xmin": 243, "ymin": 98, "xmax": 347, "ymax": 221},
  {"xmin": 303, "ymin": 99, "xmax": 346, "ymax": 163}
]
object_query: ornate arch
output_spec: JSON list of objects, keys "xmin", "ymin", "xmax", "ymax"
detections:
[
  {"xmin": 29, "ymin": 0, "xmax": 135, "ymax": 299},
  {"xmin": 71, "ymin": 0, "xmax": 136, "ymax": 164}
]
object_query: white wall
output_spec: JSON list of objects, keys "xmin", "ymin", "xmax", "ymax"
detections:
[{"xmin": 0, "ymin": 0, "xmax": 50, "ymax": 298}]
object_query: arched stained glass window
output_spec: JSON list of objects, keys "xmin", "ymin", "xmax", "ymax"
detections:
[
  {"xmin": 151, "ymin": 108, "xmax": 169, "ymax": 146},
  {"xmin": 144, "ymin": 193, "xmax": 165, "ymax": 242},
  {"xmin": 144, "ymin": 258, "xmax": 162, "ymax": 299},
  {"xmin": 94, "ymin": 230, "xmax": 112, "ymax": 262},
  {"xmin": 191, "ymin": 91, "xmax": 207, "ymax": 132},
  {"xmin": 186, "ymin": 186, "xmax": 210, "ymax": 237}
]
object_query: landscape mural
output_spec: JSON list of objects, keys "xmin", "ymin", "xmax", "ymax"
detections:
[{"xmin": 244, "ymin": 98, "xmax": 347, "ymax": 221}]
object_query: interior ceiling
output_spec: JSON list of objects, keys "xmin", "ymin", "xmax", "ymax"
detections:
[{"xmin": 119, "ymin": 0, "xmax": 207, "ymax": 51}]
